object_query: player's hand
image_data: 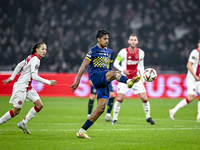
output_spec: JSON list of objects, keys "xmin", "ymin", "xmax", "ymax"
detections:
[
  {"xmin": 123, "ymin": 70, "xmax": 130, "ymax": 75},
  {"xmin": 195, "ymin": 75, "xmax": 200, "ymax": 81},
  {"xmin": 69, "ymin": 82, "xmax": 79, "ymax": 92},
  {"xmin": 89, "ymin": 80, "xmax": 93, "ymax": 86},
  {"xmin": 50, "ymin": 80, "xmax": 57, "ymax": 86},
  {"xmin": 2, "ymin": 78, "xmax": 12, "ymax": 84}
]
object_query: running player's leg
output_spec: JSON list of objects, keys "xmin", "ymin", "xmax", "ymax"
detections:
[
  {"xmin": 169, "ymin": 79, "xmax": 195, "ymax": 120},
  {"xmin": 22, "ymin": 89, "xmax": 43, "ymax": 124},
  {"xmin": 18, "ymin": 98, "xmax": 42, "ymax": 134},
  {"xmin": 0, "ymin": 90, "xmax": 25, "ymax": 124},
  {"xmin": 0, "ymin": 107, "xmax": 20, "ymax": 124},
  {"xmin": 18, "ymin": 89, "xmax": 42, "ymax": 134},
  {"xmin": 22, "ymin": 99, "xmax": 43, "ymax": 124}
]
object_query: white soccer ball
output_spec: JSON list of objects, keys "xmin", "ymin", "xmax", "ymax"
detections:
[{"xmin": 143, "ymin": 68, "xmax": 157, "ymax": 82}]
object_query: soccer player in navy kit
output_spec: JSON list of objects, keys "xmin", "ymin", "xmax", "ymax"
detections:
[
  {"xmin": 70, "ymin": 29, "xmax": 141, "ymax": 139},
  {"xmin": 87, "ymin": 47, "xmax": 115, "ymax": 121}
]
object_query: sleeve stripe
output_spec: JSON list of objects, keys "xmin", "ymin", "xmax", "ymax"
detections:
[{"xmin": 86, "ymin": 57, "xmax": 91, "ymax": 61}]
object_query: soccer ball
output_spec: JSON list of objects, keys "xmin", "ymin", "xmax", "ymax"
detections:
[{"xmin": 143, "ymin": 68, "xmax": 157, "ymax": 82}]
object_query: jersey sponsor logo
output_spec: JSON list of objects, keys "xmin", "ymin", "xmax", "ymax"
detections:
[
  {"xmin": 192, "ymin": 56, "xmax": 195, "ymax": 59},
  {"xmin": 127, "ymin": 60, "xmax": 139, "ymax": 65}
]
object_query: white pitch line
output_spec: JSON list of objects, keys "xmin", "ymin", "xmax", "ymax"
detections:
[{"xmin": 1, "ymin": 127, "xmax": 200, "ymax": 132}]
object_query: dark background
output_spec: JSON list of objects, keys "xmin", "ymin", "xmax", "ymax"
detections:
[{"xmin": 0, "ymin": 0, "xmax": 200, "ymax": 74}]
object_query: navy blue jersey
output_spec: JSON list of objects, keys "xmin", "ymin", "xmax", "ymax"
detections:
[{"xmin": 86, "ymin": 45, "xmax": 113, "ymax": 79}]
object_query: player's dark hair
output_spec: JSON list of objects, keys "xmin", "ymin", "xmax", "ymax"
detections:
[
  {"xmin": 31, "ymin": 42, "xmax": 45, "ymax": 54},
  {"xmin": 129, "ymin": 33, "xmax": 137, "ymax": 37},
  {"xmin": 96, "ymin": 28, "xmax": 110, "ymax": 39}
]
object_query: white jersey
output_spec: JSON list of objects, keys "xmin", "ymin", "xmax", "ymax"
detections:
[
  {"xmin": 10, "ymin": 53, "xmax": 51, "ymax": 92},
  {"xmin": 114, "ymin": 47, "xmax": 145, "ymax": 80},
  {"xmin": 186, "ymin": 48, "xmax": 200, "ymax": 81}
]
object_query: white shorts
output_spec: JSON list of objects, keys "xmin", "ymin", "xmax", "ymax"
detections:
[
  {"xmin": 187, "ymin": 78, "xmax": 200, "ymax": 95},
  {"xmin": 117, "ymin": 80, "xmax": 146, "ymax": 95},
  {"xmin": 9, "ymin": 88, "xmax": 40, "ymax": 108}
]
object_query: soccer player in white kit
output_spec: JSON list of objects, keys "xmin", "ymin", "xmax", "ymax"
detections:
[
  {"xmin": 169, "ymin": 40, "xmax": 200, "ymax": 121},
  {"xmin": 112, "ymin": 34, "xmax": 156, "ymax": 125},
  {"xmin": 0, "ymin": 42, "xmax": 57, "ymax": 134}
]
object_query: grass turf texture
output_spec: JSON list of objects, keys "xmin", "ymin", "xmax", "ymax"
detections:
[{"xmin": 0, "ymin": 97, "xmax": 200, "ymax": 150}]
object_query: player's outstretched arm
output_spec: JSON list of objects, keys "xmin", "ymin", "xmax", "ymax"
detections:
[
  {"xmin": 70, "ymin": 58, "xmax": 91, "ymax": 92},
  {"xmin": 3, "ymin": 60, "xmax": 26, "ymax": 84}
]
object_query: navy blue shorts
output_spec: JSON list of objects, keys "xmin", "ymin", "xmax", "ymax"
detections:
[
  {"xmin": 91, "ymin": 71, "xmax": 110, "ymax": 100},
  {"xmin": 91, "ymin": 82, "xmax": 114, "ymax": 94},
  {"xmin": 91, "ymin": 85, "xmax": 97, "ymax": 94}
]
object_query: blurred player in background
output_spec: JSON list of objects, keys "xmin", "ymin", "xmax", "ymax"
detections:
[
  {"xmin": 169, "ymin": 39, "xmax": 200, "ymax": 121},
  {"xmin": 0, "ymin": 42, "xmax": 57, "ymax": 134},
  {"xmin": 87, "ymin": 47, "xmax": 115, "ymax": 121},
  {"xmin": 112, "ymin": 34, "xmax": 156, "ymax": 125},
  {"xmin": 70, "ymin": 29, "xmax": 140, "ymax": 139}
]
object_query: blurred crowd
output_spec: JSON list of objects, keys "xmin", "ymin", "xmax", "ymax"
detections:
[{"xmin": 0, "ymin": 0, "xmax": 200, "ymax": 73}]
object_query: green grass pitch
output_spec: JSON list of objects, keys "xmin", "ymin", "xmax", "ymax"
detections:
[{"xmin": 0, "ymin": 97, "xmax": 200, "ymax": 150}]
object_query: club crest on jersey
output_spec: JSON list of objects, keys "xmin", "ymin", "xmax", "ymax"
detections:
[
  {"xmin": 18, "ymin": 101, "xmax": 22, "ymax": 105},
  {"xmin": 35, "ymin": 65, "xmax": 39, "ymax": 70},
  {"xmin": 135, "ymin": 54, "xmax": 139, "ymax": 59},
  {"xmin": 88, "ymin": 50, "xmax": 92, "ymax": 54}
]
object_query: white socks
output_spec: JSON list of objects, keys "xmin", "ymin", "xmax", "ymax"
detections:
[
  {"xmin": 23, "ymin": 106, "xmax": 40, "ymax": 124},
  {"xmin": 0, "ymin": 111, "xmax": 13, "ymax": 124},
  {"xmin": 79, "ymin": 128, "xmax": 86, "ymax": 132},
  {"xmin": 172, "ymin": 99, "xmax": 188, "ymax": 113},
  {"xmin": 143, "ymin": 101, "xmax": 150, "ymax": 119},
  {"xmin": 113, "ymin": 100, "xmax": 122, "ymax": 120}
]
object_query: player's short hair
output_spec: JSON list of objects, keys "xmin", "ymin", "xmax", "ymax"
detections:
[
  {"xmin": 31, "ymin": 42, "xmax": 45, "ymax": 54},
  {"xmin": 129, "ymin": 34, "xmax": 137, "ymax": 37},
  {"xmin": 96, "ymin": 28, "xmax": 110, "ymax": 39},
  {"xmin": 198, "ymin": 39, "xmax": 200, "ymax": 43}
]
